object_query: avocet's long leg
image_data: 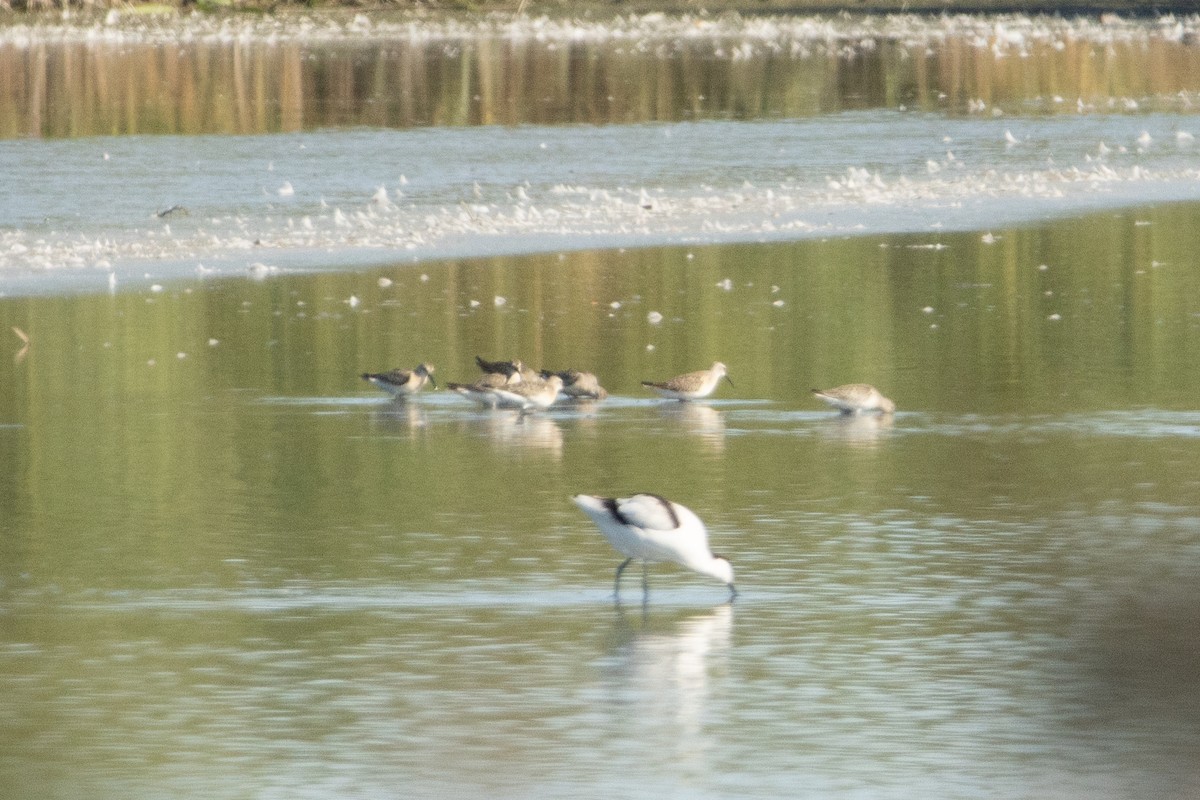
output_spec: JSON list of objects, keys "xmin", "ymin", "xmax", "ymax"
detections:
[{"xmin": 613, "ymin": 557, "xmax": 633, "ymax": 598}]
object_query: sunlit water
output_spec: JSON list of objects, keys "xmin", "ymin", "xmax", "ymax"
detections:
[{"xmin": 3, "ymin": 12, "xmax": 1200, "ymax": 800}]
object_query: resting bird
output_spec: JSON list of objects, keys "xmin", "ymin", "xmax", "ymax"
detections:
[
  {"xmin": 540, "ymin": 368, "xmax": 607, "ymax": 400},
  {"xmin": 447, "ymin": 372, "xmax": 519, "ymax": 407},
  {"xmin": 488, "ymin": 375, "xmax": 563, "ymax": 411},
  {"xmin": 475, "ymin": 355, "xmax": 539, "ymax": 384},
  {"xmin": 572, "ymin": 493, "xmax": 736, "ymax": 600}
]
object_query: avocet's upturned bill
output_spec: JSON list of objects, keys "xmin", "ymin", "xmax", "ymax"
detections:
[{"xmin": 572, "ymin": 493, "xmax": 736, "ymax": 600}]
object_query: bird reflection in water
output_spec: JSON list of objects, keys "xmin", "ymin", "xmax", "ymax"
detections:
[
  {"xmin": 817, "ymin": 410, "xmax": 895, "ymax": 447},
  {"xmin": 482, "ymin": 411, "xmax": 564, "ymax": 459},
  {"xmin": 658, "ymin": 402, "xmax": 726, "ymax": 451},
  {"xmin": 599, "ymin": 605, "xmax": 734, "ymax": 770},
  {"xmin": 370, "ymin": 397, "xmax": 430, "ymax": 435}
]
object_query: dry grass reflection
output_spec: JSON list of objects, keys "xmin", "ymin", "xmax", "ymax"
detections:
[{"xmin": 3, "ymin": 15, "xmax": 1200, "ymax": 138}]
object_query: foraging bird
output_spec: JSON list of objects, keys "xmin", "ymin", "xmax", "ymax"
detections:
[
  {"xmin": 572, "ymin": 493, "xmax": 736, "ymax": 600},
  {"xmin": 488, "ymin": 374, "xmax": 563, "ymax": 411},
  {"xmin": 540, "ymin": 368, "xmax": 608, "ymax": 400},
  {"xmin": 448, "ymin": 372, "xmax": 520, "ymax": 406},
  {"xmin": 811, "ymin": 383, "xmax": 895, "ymax": 415},
  {"xmin": 642, "ymin": 362, "xmax": 732, "ymax": 401},
  {"xmin": 361, "ymin": 363, "xmax": 437, "ymax": 396}
]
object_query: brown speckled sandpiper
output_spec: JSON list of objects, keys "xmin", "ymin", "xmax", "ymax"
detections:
[
  {"xmin": 447, "ymin": 372, "xmax": 520, "ymax": 406},
  {"xmin": 361, "ymin": 363, "xmax": 437, "ymax": 396},
  {"xmin": 642, "ymin": 362, "xmax": 732, "ymax": 401},
  {"xmin": 811, "ymin": 383, "xmax": 896, "ymax": 415},
  {"xmin": 541, "ymin": 368, "xmax": 608, "ymax": 401},
  {"xmin": 489, "ymin": 374, "xmax": 564, "ymax": 411}
]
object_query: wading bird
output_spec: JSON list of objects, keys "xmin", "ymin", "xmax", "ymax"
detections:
[
  {"xmin": 572, "ymin": 493, "xmax": 736, "ymax": 601},
  {"xmin": 811, "ymin": 383, "xmax": 895, "ymax": 415},
  {"xmin": 642, "ymin": 362, "xmax": 732, "ymax": 401},
  {"xmin": 361, "ymin": 363, "xmax": 437, "ymax": 396}
]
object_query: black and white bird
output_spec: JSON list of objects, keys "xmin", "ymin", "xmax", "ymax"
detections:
[{"xmin": 572, "ymin": 493, "xmax": 736, "ymax": 600}]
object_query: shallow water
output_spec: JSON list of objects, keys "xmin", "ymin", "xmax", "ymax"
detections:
[
  {"xmin": 3, "ymin": 219, "xmax": 1200, "ymax": 798},
  {"xmin": 3, "ymin": 13, "xmax": 1200, "ymax": 800}
]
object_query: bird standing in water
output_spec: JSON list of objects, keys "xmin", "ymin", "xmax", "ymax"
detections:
[
  {"xmin": 540, "ymin": 368, "xmax": 608, "ymax": 401},
  {"xmin": 811, "ymin": 383, "xmax": 895, "ymax": 415},
  {"xmin": 642, "ymin": 362, "xmax": 732, "ymax": 401},
  {"xmin": 489, "ymin": 375, "xmax": 564, "ymax": 411},
  {"xmin": 572, "ymin": 493, "xmax": 736, "ymax": 601},
  {"xmin": 361, "ymin": 363, "xmax": 437, "ymax": 397}
]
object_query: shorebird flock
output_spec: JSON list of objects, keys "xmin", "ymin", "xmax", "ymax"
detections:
[
  {"xmin": 361, "ymin": 355, "xmax": 894, "ymax": 600},
  {"xmin": 362, "ymin": 354, "xmax": 894, "ymax": 416}
]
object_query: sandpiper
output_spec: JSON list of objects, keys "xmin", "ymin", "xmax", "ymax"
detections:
[
  {"xmin": 447, "ymin": 372, "xmax": 519, "ymax": 406},
  {"xmin": 572, "ymin": 493, "xmax": 736, "ymax": 600},
  {"xmin": 475, "ymin": 355, "xmax": 539, "ymax": 384},
  {"xmin": 540, "ymin": 368, "xmax": 608, "ymax": 400},
  {"xmin": 489, "ymin": 374, "xmax": 564, "ymax": 411},
  {"xmin": 642, "ymin": 362, "xmax": 732, "ymax": 401},
  {"xmin": 360, "ymin": 363, "xmax": 437, "ymax": 396},
  {"xmin": 811, "ymin": 383, "xmax": 896, "ymax": 415}
]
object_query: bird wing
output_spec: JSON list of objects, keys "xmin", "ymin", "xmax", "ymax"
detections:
[
  {"xmin": 477, "ymin": 355, "xmax": 519, "ymax": 376},
  {"xmin": 472, "ymin": 373, "xmax": 511, "ymax": 390},
  {"xmin": 664, "ymin": 371, "xmax": 703, "ymax": 390},
  {"xmin": 613, "ymin": 494, "xmax": 681, "ymax": 532},
  {"xmin": 812, "ymin": 387, "xmax": 851, "ymax": 406},
  {"xmin": 488, "ymin": 386, "xmax": 527, "ymax": 404},
  {"xmin": 363, "ymin": 370, "xmax": 403, "ymax": 385}
]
